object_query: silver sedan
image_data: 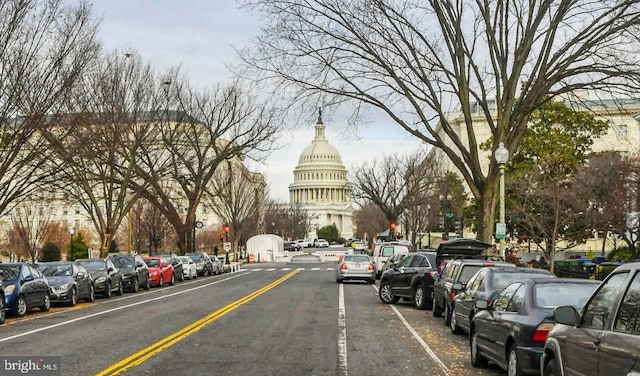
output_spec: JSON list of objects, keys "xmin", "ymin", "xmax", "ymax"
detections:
[{"xmin": 335, "ymin": 254, "xmax": 376, "ymax": 284}]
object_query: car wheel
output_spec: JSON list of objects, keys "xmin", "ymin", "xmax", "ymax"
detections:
[
  {"xmin": 132, "ymin": 277, "xmax": 139, "ymax": 293},
  {"xmin": 87, "ymin": 284, "xmax": 95, "ymax": 302},
  {"xmin": 14, "ymin": 295, "xmax": 27, "ymax": 317},
  {"xmin": 336, "ymin": 277, "xmax": 343, "ymax": 283},
  {"xmin": 507, "ymin": 344, "xmax": 523, "ymax": 376},
  {"xmin": 450, "ymin": 306, "xmax": 462, "ymax": 334},
  {"xmin": 432, "ymin": 297, "xmax": 443, "ymax": 317},
  {"xmin": 194, "ymin": 271, "xmax": 198, "ymax": 279},
  {"xmin": 159, "ymin": 275, "xmax": 164, "ymax": 287},
  {"xmin": 68, "ymin": 287, "xmax": 77, "ymax": 307},
  {"xmin": 368, "ymin": 279, "xmax": 375, "ymax": 284},
  {"xmin": 116, "ymin": 281, "xmax": 124, "ymax": 296},
  {"xmin": 143, "ymin": 277, "xmax": 150, "ymax": 290},
  {"xmin": 0, "ymin": 294, "xmax": 5, "ymax": 324},
  {"xmin": 179, "ymin": 272, "xmax": 184, "ymax": 282},
  {"xmin": 169, "ymin": 273, "xmax": 175, "ymax": 286},
  {"xmin": 444, "ymin": 303, "xmax": 452, "ymax": 326},
  {"xmin": 414, "ymin": 285, "xmax": 429, "ymax": 310},
  {"xmin": 470, "ymin": 329, "xmax": 488, "ymax": 367},
  {"xmin": 543, "ymin": 358, "xmax": 559, "ymax": 376},
  {"xmin": 40, "ymin": 293, "xmax": 50, "ymax": 312},
  {"xmin": 378, "ymin": 281, "xmax": 399, "ymax": 304},
  {"xmin": 104, "ymin": 281, "xmax": 112, "ymax": 298}
]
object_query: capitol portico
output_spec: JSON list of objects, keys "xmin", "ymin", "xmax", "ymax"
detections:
[{"xmin": 289, "ymin": 112, "xmax": 355, "ymax": 240}]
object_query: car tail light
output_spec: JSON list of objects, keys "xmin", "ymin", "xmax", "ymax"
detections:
[
  {"xmin": 533, "ymin": 322, "xmax": 554, "ymax": 342},
  {"xmin": 451, "ymin": 290, "xmax": 457, "ymax": 300},
  {"xmin": 368, "ymin": 263, "xmax": 375, "ymax": 270},
  {"xmin": 341, "ymin": 263, "xmax": 348, "ymax": 270}
]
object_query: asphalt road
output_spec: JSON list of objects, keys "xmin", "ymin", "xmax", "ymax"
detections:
[{"xmin": 0, "ymin": 262, "xmax": 506, "ymax": 376}]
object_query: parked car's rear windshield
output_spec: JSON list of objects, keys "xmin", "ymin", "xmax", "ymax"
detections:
[
  {"xmin": 491, "ymin": 271, "xmax": 553, "ymax": 289},
  {"xmin": 188, "ymin": 254, "xmax": 203, "ymax": 261},
  {"xmin": 458, "ymin": 265, "xmax": 484, "ymax": 284},
  {"xmin": 534, "ymin": 282, "xmax": 599, "ymax": 308},
  {"xmin": 77, "ymin": 260, "xmax": 106, "ymax": 271}
]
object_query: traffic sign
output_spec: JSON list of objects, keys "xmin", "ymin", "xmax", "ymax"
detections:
[
  {"xmin": 495, "ymin": 223, "xmax": 506, "ymax": 239},
  {"xmin": 223, "ymin": 242, "xmax": 232, "ymax": 251},
  {"xmin": 445, "ymin": 212, "xmax": 455, "ymax": 218}
]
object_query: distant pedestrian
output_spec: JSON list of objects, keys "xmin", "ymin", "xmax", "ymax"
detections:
[{"xmin": 213, "ymin": 245, "xmax": 219, "ymax": 257}]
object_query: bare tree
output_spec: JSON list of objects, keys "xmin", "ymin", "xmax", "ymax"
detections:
[
  {"xmin": 206, "ymin": 159, "xmax": 265, "ymax": 260},
  {"xmin": 131, "ymin": 78, "xmax": 280, "ymax": 254},
  {"xmin": 127, "ymin": 198, "xmax": 173, "ymax": 255},
  {"xmin": 41, "ymin": 51, "xmax": 156, "ymax": 257},
  {"xmin": 353, "ymin": 203, "xmax": 387, "ymax": 245},
  {"xmin": 239, "ymin": 0, "xmax": 640, "ymax": 242},
  {"xmin": 10, "ymin": 205, "xmax": 55, "ymax": 262},
  {"xmin": 0, "ymin": 0, "xmax": 99, "ymax": 218},
  {"xmin": 262, "ymin": 200, "xmax": 313, "ymax": 240}
]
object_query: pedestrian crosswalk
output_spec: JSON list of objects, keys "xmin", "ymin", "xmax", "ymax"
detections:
[{"xmin": 242, "ymin": 267, "xmax": 334, "ymax": 272}]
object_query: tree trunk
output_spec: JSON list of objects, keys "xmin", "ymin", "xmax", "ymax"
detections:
[{"xmin": 476, "ymin": 181, "xmax": 498, "ymax": 246}]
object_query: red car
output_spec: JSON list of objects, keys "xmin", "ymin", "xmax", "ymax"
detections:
[{"xmin": 143, "ymin": 257, "xmax": 174, "ymax": 287}]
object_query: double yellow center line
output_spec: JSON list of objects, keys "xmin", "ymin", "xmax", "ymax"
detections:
[{"xmin": 98, "ymin": 270, "xmax": 299, "ymax": 375}]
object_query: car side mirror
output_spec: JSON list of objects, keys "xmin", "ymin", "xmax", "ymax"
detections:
[
  {"xmin": 452, "ymin": 283, "xmax": 463, "ymax": 290},
  {"xmin": 23, "ymin": 275, "xmax": 34, "ymax": 282},
  {"xmin": 161, "ymin": 262, "xmax": 169, "ymax": 267},
  {"xmin": 107, "ymin": 267, "xmax": 114, "ymax": 272},
  {"xmin": 136, "ymin": 262, "xmax": 144, "ymax": 268},
  {"xmin": 554, "ymin": 305, "xmax": 580, "ymax": 326},
  {"xmin": 77, "ymin": 272, "xmax": 86, "ymax": 278},
  {"xmin": 475, "ymin": 300, "xmax": 489, "ymax": 310}
]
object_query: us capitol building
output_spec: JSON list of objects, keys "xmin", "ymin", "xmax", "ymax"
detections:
[{"xmin": 288, "ymin": 111, "xmax": 355, "ymax": 240}]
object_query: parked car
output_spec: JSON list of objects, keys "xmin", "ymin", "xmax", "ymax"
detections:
[
  {"xmin": 143, "ymin": 256, "xmax": 175, "ymax": 287},
  {"xmin": 75, "ymin": 258, "xmax": 124, "ymax": 298},
  {"xmin": 541, "ymin": 262, "xmax": 640, "ymax": 376},
  {"xmin": 378, "ymin": 251, "xmax": 438, "ymax": 310},
  {"xmin": 179, "ymin": 256, "xmax": 198, "ymax": 279},
  {"xmin": 432, "ymin": 238, "xmax": 512, "ymax": 326},
  {"xmin": 335, "ymin": 254, "xmax": 375, "ymax": 284},
  {"xmin": 314, "ymin": 238, "xmax": 329, "ymax": 248},
  {"xmin": 159, "ymin": 253, "xmax": 185, "ymax": 282},
  {"xmin": 38, "ymin": 261, "xmax": 95, "ymax": 306},
  {"xmin": 107, "ymin": 254, "xmax": 150, "ymax": 292},
  {"xmin": 470, "ymin": 278, "xmax": 600, "ymax": 376},
  {"xmin": 284, "ymin": 241, "xmax": 301, "ymax": 252},
  {"xmin": 0, "ymin": 263, "xmax": 50, "ymax": 317},
  {"xmin": 296, "ymin": 239, "xmax": 313, "ymax": 248},
  {"xmin": 450, "ymin": 266, "xmax": 555, "ymax": 334},
  {"xmin": 372, "ymin": 241, "xmax": 413, "ymax": 279},
  {"xmin": 186, "ymin": 252, "xmax": 214, "ymax": 276}
]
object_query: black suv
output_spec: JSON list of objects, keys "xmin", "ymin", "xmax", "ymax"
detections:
[
  {"xmin": 378, "ymin": 251, "xmax": 438, "ymax": 310},
  {"xmin": 431, "ymin": 238, "xmax": 512, "ymax": 326},
  {"xmin": 107, "ymin": 254, "xmax": 150, "ymax": 292}
]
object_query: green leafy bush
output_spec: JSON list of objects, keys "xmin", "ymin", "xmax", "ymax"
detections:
[
  {"xmin": 40, "ymin": 242, "xmax": 61, "ymax": 262},
  {"xmin": 607, "ymin": 247, "xmax": 637, "ymax": 263}
]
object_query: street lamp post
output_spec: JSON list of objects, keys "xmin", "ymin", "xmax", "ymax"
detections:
[
  {"xmin": 69, "ymin": 228, "xmax": 75, "ymax": 259},
  {"xmin": 495, "ymin": 142, "xmax": 510, "ymax": 259}
]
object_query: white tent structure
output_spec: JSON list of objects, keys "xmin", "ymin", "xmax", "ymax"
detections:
[{"xmin": 246, "ymin": 234, "xmax": 284, "ymax": 262}]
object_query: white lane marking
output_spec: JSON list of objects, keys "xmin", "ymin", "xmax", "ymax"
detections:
[
  {"xmin": 372, "ymin": 285, "xmax": 450, "ymax": 376},
  {"xmin": 282, "ymin": 268, "xmax": 291, "ymax": 271},
  {"xmin": 327, "ymin": 268, "xmax": 334, "ymax": 271},
  {"xmin": 297, "ymin": 267, "xmax": 306, "ymax": 270},
  {"xmin": 338, "ymin": 283, "xmax": 348, "ymax": 376},
  {"xmin": 267, "ymin": 268, "xmax": 276, "ymax": 271},
  {"xmin": 311, "ymin": 267, "xmax": 320, "ymax": 270},
  {"xmin": 0, "ymin": 273, "xmax": 249, "ymax": 343},
  {"xmin": 252, "ymin": 269, "xmax": 263, "ymax": 271}
]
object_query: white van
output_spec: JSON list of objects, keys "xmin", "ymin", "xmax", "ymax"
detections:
[{"xmin": 372, "ymin": 242, "xmax": 412, "ymax": 279}]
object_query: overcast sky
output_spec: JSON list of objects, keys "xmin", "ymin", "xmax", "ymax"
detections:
[{"xmin": 92, "ymin": 1, "xmax": 425, "ymax": 202}]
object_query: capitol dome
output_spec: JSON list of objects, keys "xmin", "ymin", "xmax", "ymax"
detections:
[{"xmin": 288, "ymin": 111, "xmax": 354, "ymax": 239}]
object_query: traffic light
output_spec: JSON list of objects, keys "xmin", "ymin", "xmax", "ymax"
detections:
[
  {"xmin": 438, "ymin": 217, "xmax": 445, "ymax": 231},
  {"xmin": 454, "ymin": 220, "xmax": 462, "ymax": 237},
  {"xmin": 224, "ymin": 224, "xmax": 229, "ymax": 241},
  {"xmin": 390, "ymin": 222, "xmax": 396, "ymax": 230}
]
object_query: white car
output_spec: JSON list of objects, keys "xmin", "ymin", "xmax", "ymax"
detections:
[
  {"xmin": 296, "ymin": 239, "xmax": 313, "ymax": 248},
  {"xmin": 314, "ymin": 238, "xmax": 329, "ymax": 248},
  {"xmin": 179, "ymin": 256, "xmax": 198, "ymax": 279}
]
